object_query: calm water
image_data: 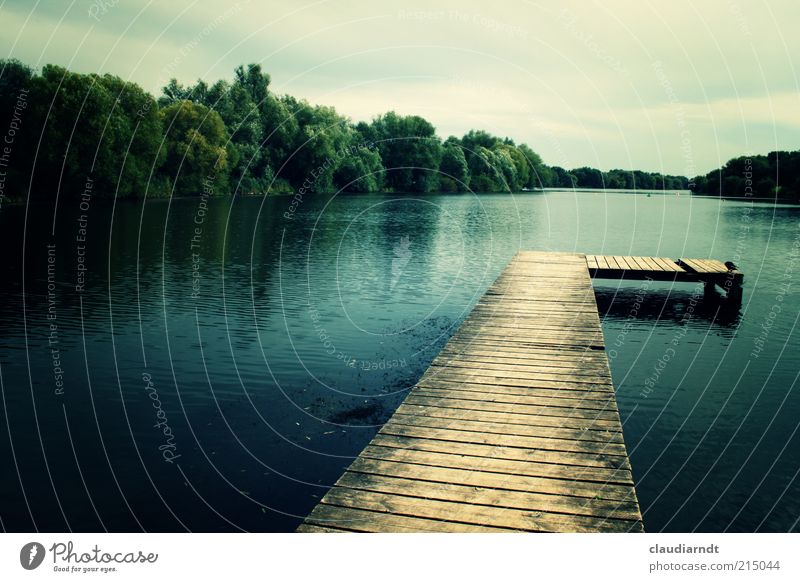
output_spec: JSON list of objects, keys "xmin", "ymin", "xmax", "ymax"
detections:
[{"xmin": 1, "ymin": 191, "xmax": 798, "ymax": 532}]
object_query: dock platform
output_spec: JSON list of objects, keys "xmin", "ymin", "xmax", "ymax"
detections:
[
  {"xmin": 586, "ymin": 254, "xmax": 743, "ymax": 298},
  {"xmin": 297, "ymin": 251, "xmax": 743, "ymax": 533}
]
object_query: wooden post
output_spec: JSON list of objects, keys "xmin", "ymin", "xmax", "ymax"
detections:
[
  {"xmin": 727, "ymin": 278, "xmax": 743, "ymax": 302},
  {"xmin": 723, "ymin": 261, "xmax": 743, "ymax": 304},
  {"xmin": 703, "ymin": 280, "xmax": 717, "ymax": 299}
]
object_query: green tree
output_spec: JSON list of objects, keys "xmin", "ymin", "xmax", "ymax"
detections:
[
  {"xmin": 370, "ymin": 111, "xmax": 443, "ymax": 192},
  {"xmin": 438, "ymin": 139, "xmax": 470, "ymax": 192},
  {"xmin": 93, "ymin": 73, "xmax": 165, "ymax": 197},
  {"xmin": 517, "ymin": 143, "xmax": 550, "ymax": 188},
  {"xmin": 26, "ymin": 65, "xmax": 164, "ymax": 198},
  {"xmin": 333, "ymin": 145, "xmax": 384, "ymax": 192},
  {"xmin": 161, "ymin": 69, "xmax": 272, "ymax": 194},
  {"xmin": 572, "ymin": 167, "xmax": 604, "ymax": 188},
  {"xmin": 491, "ymin": 145, "xmax": 518, "ymax": 191},
  {"xmin": 158, "ymin": 100, "xmax": 230, "ymax": 197},
  {"xmin": 0, "ymin": 59, "xmax": 36, "ymax": 200}
]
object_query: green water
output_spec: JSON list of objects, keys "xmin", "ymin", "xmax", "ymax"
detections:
[{"xmin": 0, "ymin": 191, "xmax": 798, "ymax": 531}]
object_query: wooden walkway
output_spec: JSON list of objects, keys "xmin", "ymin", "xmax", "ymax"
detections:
[
  {"xmin": 299, "ymin": 251, "xmax": 644, "ymax": 533},
  {"xmin": 586, "ymin": 255, "xmax": 743, "ymax": 298},
  {"xmin": 297, "ymin": 251, "xmax": 742, "ymax": 533}
]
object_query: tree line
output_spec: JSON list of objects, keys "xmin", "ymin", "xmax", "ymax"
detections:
[
  {"xmin": 690, "ymin": 152, "xmax": 800, "ymax": 201},
  {"xmin": 2, "ymin": 59, "xmax": 694, "ymax": 201}
]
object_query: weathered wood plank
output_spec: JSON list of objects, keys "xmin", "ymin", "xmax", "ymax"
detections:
[
  {"xmin": 439, "ymin": 342, "xmax": 608, "ymax": 359},
  {"xmin": 304, "ymin": 503, "xmax": 516, "ymax": 532},
  {"xmin": 411, "ymin": 387, "xmax": 617, "ymax": 411},
  {"xmin": 346, "ymin": 457, "xmax": 638, "ymax": 501},
  {"xmin": 622, "ymin": 256, "xmax": 637, "ymax": 270},
  {"xmin": 374, "ymin": 426, "xmax": 630, "ymax": 465},
  {"xmin": 422, "ymin": 363, "xmax": 614, "ymax": 385},
  {"xmin": 411, "ymin": 373, "xmax": 616, "ymax": 393},
  {"xmin": 415, "ymin": 379, "xmax": 616, "ymax": 402},
  {"xmin": 295, "ymin": 524, "xmax": 350, "ymax": 533},
  {"xmin": 358, "ymin": 445, "xmax": 633, "ymax": 485},
  {"xmin": 316, "ymin": 488, "xmax": 642, "ymax": 533},
  {"xmin": 639, "ymin": 256, "xmax": 662, "ymax": 271},
  {"xmin": 698, "ymin": 258, "xmax": 729, "ymax": 273},
  {"xmin": 334, "ymin": 472, "xmax": 642, "ymax": 521},
  {"xmin": 651, "ymin": 256, "xmax": 683, "ymax": 272},
  {"xmin": 431, "ymin": 354, "xmax": 614, "ymax": 374},
  {"xmin": 680, "ymin": 258, "xmax": 710, "ymax": 273},
  {"xmin": 387, "ymin": 412, "xmax": 626, "ymax": 443},
  {"xmin": 403, "ymin": 394, "xmax": 621, "ymax": 422},
  {"xmin": 393, "ymin": 403, "xmax": 624, "ymax": 436}
]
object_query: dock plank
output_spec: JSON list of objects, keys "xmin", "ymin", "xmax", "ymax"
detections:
[
  {"xmin": 680, "ymin": 258, "xmax": 711, "ymax": 273},
  {"xmin": 334, "ymin": 472, "xmax": 642, "ymax": 521},
  {"xmin": 387, "ymin": 411, "xmax": 626, "ymax": 443},
  {"xmin": 313, "ymin": 488, "xmax": 642, "ymax": 532},
  {"xmin": 698, "ymin": 259, "xmax": 729, "ymax": 273},
  {"xmin": 346, "ymin": 457, "xmax": 638, "ymax": 501}
]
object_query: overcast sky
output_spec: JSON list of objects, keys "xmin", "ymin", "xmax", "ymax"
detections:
[{"xmin": 2, "ymin": 0, "xmax": 799, "ymax": 176}]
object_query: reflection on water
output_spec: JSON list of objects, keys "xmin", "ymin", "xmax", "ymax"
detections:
[
  {"xmin": 0, "ymin": 191, "xmax": 798, "ymax": 532},
  {"xmin": 595, "ymin": 285, "xmax": 742, "ymax": 329}
]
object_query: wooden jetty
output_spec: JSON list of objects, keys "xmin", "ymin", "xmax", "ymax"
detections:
[
  {"xmin": 586, "ymin": 254, "xmax": 743, "ymax": 299},
  {"xmin": 297, "ymin": 251, "xmax": 743, "ymax": 533}
]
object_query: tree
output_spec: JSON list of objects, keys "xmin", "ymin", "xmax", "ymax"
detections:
[
  {"xmin": 158, "ymin": 100, "xmax": 230, "ymax": 197},
  {"xmin": 549, "ymin": 166, "xmax": 577, "ymax": 188},
  {"xmin": 491, "ymin": 146, "xmax": 518, "ymax": 191},
  {"xmin": 234, "ymin": 64, "xmax": 270, "ymax": 111},
  {"xmin": 466, "ymin": 146, "xmax": 502, "ymax": 192},
  {"xmin": 159, "ymin": 78, "xmax": 192, "ymax": 106},
  {"xmin": 370, "ymin": 111, "xmax": 443, "ymax": 192},
  {"xmin": 23, "ymin": 65, "xmax": 165, "ymax": 199},
  {"xmin": 93, "ymin": 73, "xmax": 165, "ymax": 197},
  {"xmin": 438, "ymin": 139, "xmax": 470, "ymax": 192},
  {"xmin": 0, "ymin": 59, "xmax": 36, "ymax": 200},
  {"xmin": 572, "ymin": 167, "xmax": 604, "ymax": 189},
  {"xmin": 517, "ymin": 143, "xmax": 550, "ymax": 188},
  {"xmin": 459, "ymin": 131, "xmax": 539, "ymax": 192},
  {"xmin": 160, "ymin": 70, "xmax": 272, "ymax": 194},
  {"xmin": 333, "ymin": 145, "xmax": 384, "ymax": 192}
]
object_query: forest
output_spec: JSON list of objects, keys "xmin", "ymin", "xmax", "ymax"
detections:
[
  {"xmin": 690, "ymin": 152, "xmax": 800, "ymax": 201},
  {"xmin": 5, "ymin": 58, "xmax": 784, "ymax": 202}
]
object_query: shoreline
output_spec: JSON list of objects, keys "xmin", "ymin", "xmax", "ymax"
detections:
[{"xmin": 2, "ymin": 189, "xmax": 799, "ymax": 208}]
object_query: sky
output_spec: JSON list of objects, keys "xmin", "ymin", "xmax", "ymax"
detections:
[{"xmin": 2, "ymin": 0, "xmax": 799, "ymax": 176}]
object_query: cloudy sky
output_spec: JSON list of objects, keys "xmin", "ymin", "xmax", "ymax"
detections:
[{"xmin": 2, "ymin": 0, "xmax": 798, "ymax": 176}]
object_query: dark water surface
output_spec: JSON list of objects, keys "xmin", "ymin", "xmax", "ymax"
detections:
[{"xmin": 1, "ymin": 191, "xmax": 798, "ymax": 532}]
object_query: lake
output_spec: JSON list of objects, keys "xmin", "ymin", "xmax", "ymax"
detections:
[{"xmin": 0, "ymin": 191, "xmax": 798, "ymax": 532}]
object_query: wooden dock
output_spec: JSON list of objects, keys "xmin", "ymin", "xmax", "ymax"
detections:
[
  {"xmin": 297, "ymin": 251, "xmax": 743, "ymax": 533},
  {"xmin": 586, "ymin": 254, "xmax": 743, "ymax": 299}
]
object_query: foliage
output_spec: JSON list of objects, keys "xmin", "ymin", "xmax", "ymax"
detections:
[
  {"xmin": 368, "ymin": 111, "xmax": 443, "ymax": 192},
  {"xmin": 691, "ymin": 152, "xmax": 800, "ymax": 201},
  {"xmin": 438, "ymin": 140, "xmax": 470, "ymax": 192},
  {"xmin": 0, "ymin": 58, "xmax": 724, "ymax": 202},
  {"xmin": 159, "ymin": 100, "xmax": 230, "ymax": 197}
]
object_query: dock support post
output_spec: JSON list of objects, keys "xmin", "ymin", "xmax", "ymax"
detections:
[
  {"xmin": 727, "ymin": 280, "xmax": 743, "ymax": 303},
  {"xmin": 722, "ymin": 262, "xmax": 744, "ymax": 304}
]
